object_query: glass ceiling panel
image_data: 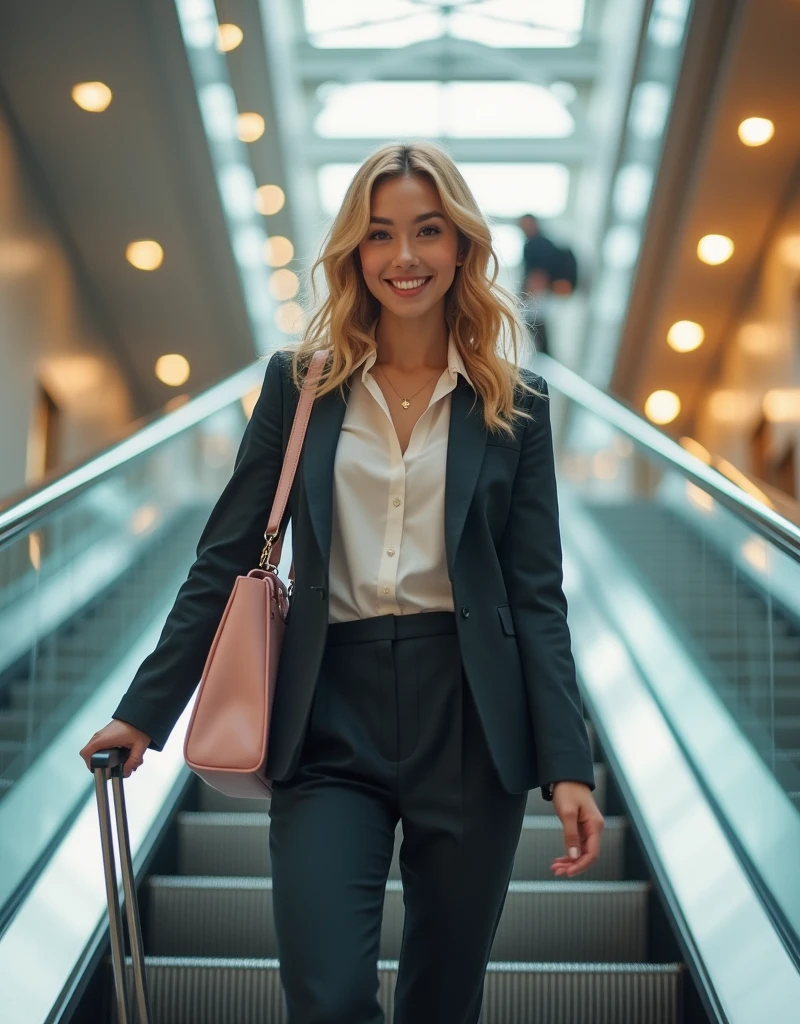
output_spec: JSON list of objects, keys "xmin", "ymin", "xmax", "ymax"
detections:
[
  {"xmin": 303, "ymin": 0, "xmax": 585, "ymax": 49},
  {"xmin": 318, "ymin": 162, "xmax": 570, "ymax": 219},
  {"xmin": 315, "ymin": 82, "xmax": 575, "ymax": 138}
]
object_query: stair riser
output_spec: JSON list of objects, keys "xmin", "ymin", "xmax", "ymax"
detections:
[
  {"xmin": 176, "ymin": 816, "xmax": 626, "ymax": 882},
  {"xmin": 145, "ymin": 884, "xmax": 649, "ymax": 962}
]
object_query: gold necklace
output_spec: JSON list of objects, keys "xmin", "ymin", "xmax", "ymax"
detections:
[{"xmin": 374, "ymin": 363, "xmax": 445, "ymax": 409}]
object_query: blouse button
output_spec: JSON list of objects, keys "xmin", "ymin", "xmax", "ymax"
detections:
[
  {"xmin": 383, "ymin": 586, "xmax": 390, "ymax": 594},
  {"xmin": 393, "ymin": 497, "xmax": 401, "ymax": 506},
  {"xmin": 387, "ymin": 548, "xmax": 395, "ymax": 557}
]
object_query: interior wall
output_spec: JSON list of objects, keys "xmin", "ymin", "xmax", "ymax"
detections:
[
  {"xmin": 696, "ymin": 172, "xmax": 800, "ymax": 498},
  {"xmin": 0, "ymin": 104, "xmax": 132, "ymax": 501}
]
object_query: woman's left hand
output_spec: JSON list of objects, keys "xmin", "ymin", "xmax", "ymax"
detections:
[{"xmin": 549, "ymin": 781, "xmax": 604, "ymax": 877}]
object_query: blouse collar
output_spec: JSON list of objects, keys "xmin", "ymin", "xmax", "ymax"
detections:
[{"xmin": 350, "ymin": 320, "xmax": 473, "ymax": 388}]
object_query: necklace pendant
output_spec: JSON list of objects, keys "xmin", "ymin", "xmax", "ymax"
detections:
[{"xmin": 401, "ymin": 399, "xmax": 410, "ymax": 409}]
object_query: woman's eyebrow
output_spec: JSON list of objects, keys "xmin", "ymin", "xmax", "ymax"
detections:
[{"xmin": 369, "ymin": 211, "xmax": 446, "ymax": 225}]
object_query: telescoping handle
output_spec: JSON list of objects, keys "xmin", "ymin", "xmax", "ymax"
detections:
[{"xmin": 90, "ymin": 747, "xmax": 153, "ymax": 1024}]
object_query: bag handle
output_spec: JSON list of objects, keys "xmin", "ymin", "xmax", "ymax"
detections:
[{"xmin": 259, "ymin": 348, "xmax": 329, "ymax": 579}]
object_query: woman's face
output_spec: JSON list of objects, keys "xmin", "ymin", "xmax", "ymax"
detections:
[{"xmin": 357, "ymin": 174, "xmax": 463, "ymax": 320}]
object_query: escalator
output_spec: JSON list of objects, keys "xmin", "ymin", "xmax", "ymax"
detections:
[
  {"xmin": 117, "ymin": 717, "xmax": 688, "ymax": 1023},
  {"xmin": 0, "ymin": 355, "xmax": 798, "ymax": 1023}
]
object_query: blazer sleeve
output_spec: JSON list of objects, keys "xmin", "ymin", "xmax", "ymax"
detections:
[
  {"xmin": 498, "ymin": 375, "xmax": 595, "ymax": 801},
  {"xmin": 111, "ymin": 350, "xmax": 288, "ymax": 751}
]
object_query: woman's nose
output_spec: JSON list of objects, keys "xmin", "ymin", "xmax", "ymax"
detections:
[{"xmin": 392, "ymin": 242, "xmax": 418, "ymax": 266}]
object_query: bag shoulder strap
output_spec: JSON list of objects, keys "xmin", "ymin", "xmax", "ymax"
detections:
[{"xmin": 259, "ymin": 348, "xmax": 329, "ymax": 576}]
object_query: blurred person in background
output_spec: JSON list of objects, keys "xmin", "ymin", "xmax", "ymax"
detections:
[
  {"xmin": 517, "ymin": 213, "xmax": 579, "ymax": 357},
  {"xmin": 81, "ymin": 141, "xmax": 602, "ymax": 1024}
]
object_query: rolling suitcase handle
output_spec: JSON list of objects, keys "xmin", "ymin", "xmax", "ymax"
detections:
[{"xmin": 91, "ymin": 746, "xmax": 153, "ymax": 1024}]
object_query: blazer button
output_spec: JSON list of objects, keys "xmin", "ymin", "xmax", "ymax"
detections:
[{"xmin": 460, "ymin": 606, "xmax": 470, "ymax": 618}]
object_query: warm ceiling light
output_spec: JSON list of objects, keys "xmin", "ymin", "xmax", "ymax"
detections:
[
  {"xmin": 697, "ymin": 234, "xmax": 734, "ymax": 265},
  {"xmin": 275, "ymin": 301, "xmax": 305, "ymax": 334},
  {"xmin": 264, "ymin": 235, "xmax": 294, "ymax": 267},
  {"xmin": 763, "ymin": 389, "xmax": 800, "ymax": 423},
  {"xmin": 738, "ymin": 323, "xmax": 779, "ymax": 356},
  {"xmin": 679, "ymin": 437, "xmax": 711, "ymax": 463},
  {"xmin": 644, "ymin": 390, "xmax": 680, "ymax": 424},
  {"xmin": 155, "ymin": 353, "xmax": 190, "ymax": 387},
  {"xmin": 71, "ymin": 81, "xmax": 112, "ymax": 112},
  {"xmin": 779, "ymin": 235, "xmax": 800, "ymax": 269},
  {"xmin": 269, "ymin": 269, "xmax": 299, "ymax": 301},
  {"xmin": 255, "ymin": 184, "xmax": 285, "ymax": 215},
  {"xmin": 217, "ymin": 23, "xmax": 244, "ymax": 52},
  {"xmin": 126, "ymin": 240, "xmax": 164, "ymax": 270},
  {"xmin": 708, "ymin": 389, "xmax": 758, "ymax": 423},
  {"xmin": 237, "ymin": 112, "xmax": 265, "ymax": 142},
  {"xmin": 737, "ymin": 117, "xmax": 774, "ymax": 147},
  {"xmin": 667, "ymin": 320, "xmax": 704, "ymax": 352}
]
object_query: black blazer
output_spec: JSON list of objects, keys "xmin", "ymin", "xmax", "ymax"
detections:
[{"xmin": 112, "ymin": 350, "xmax": 595, "ymax": 801}]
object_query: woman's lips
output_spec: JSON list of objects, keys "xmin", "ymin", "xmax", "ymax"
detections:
[{"xmin": 385, "ymin": 276, "xmax": 432, "ymax": 297}]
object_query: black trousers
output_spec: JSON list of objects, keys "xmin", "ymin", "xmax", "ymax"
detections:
[{"xmin": 268, "ymin": 610, "xmax": 528, "ymax": 1024}]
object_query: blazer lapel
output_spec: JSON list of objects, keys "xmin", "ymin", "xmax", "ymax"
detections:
[{"xmin": 301, "ymin": 373, "xmax": 487, "ymax": 579}]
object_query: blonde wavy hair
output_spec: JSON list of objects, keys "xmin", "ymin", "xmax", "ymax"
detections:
[{"xmin": 275, "ymin": 140, "xmax": 543, "ymax": 438}]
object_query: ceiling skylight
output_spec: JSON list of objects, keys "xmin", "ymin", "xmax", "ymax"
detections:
[
  {"xmin": 315, "ymin": 82, "xmax": 575, "ymax": 138},
  {"xmin": 318, "ymin": 162, "xmax": 570, "ymax": 219},
  {"xmin": 303, "ymin": 0, "xmax": 585, "ymax": 50}
]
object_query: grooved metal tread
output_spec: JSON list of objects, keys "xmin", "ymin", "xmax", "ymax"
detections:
[{"xmin": 112, "ymin": 955, "xmax": 684, "ymax": 1024}]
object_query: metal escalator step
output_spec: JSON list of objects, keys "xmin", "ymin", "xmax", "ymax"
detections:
[
  {"xmin": 112, "ymin": 955, "xmax": 683, "ymax": 1024},
  {"xmin": 175, "ymin": 813, "xmax": 627, "ymax": 883},
  {"xmin": 145, "ymin": 875, "xmax": 649, "ymax": 962}
]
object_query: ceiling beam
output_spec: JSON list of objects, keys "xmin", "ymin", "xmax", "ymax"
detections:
[
  {"xmin": 302, "ymin": 135, "xmax": 590, "ymax": 165},
  {"xmin": 295, "ymin": 41, "xmax": 600, "ymax": 84}
]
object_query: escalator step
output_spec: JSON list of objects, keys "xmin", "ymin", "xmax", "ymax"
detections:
[
  {"xmin": 144, "ymin": 876, "xmax": 649, "ymax": 962},
  {"xmin": 111, "ymin": 956, "xmax": 683, "ymax": 1024},
  {"xmin": 174, "ymin": 811, "xmax": 626, "ymax": 882}
]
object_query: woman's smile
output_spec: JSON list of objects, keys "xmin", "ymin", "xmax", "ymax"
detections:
[{"xmin": 384, "ymin": 275, "xmax": 433, "ymax": 297}]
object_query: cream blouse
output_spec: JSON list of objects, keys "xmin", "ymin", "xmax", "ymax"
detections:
[{"xmin": 327, "ymin": 326, "xmax": 473, "ymax": 625}]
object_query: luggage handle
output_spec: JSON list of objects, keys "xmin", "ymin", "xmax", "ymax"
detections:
[{"xmin": 91, "ymin": 747, "xmax": 153, "ymax": 1024}]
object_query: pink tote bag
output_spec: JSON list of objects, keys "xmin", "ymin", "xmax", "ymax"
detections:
[{"xmin": 183, "ymin": 349, "xmax": 328, "ymax": 798}]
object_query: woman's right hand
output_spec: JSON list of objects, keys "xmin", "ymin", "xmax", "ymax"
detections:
[{"xmin": 79, "ymin": 720, "xmax": 153, "ymax": 779}]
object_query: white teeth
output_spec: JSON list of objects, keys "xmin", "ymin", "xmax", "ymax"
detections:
[{"xmin": 390, "ymin": 278, "xmax": 428, "ymax": 290}]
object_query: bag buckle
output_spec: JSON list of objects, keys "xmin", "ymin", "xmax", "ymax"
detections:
[{"xmin": 259, "ymin": 531, "xmax": 279, "ymax": 572}]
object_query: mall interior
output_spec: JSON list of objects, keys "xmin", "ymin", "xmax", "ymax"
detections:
[{"xmin": 0, "ymin": 1, "xmax": 798, "ymax": 1021}]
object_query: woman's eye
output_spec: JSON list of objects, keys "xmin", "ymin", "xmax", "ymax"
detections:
[{"xmin": 368, "ymin": 226, "xmax": 441, "ymax": 240}]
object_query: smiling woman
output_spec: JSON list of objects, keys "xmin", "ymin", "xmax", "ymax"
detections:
[{"xmin": 89, "ymin": 139, "xmax": 602, "ymax": 1024}]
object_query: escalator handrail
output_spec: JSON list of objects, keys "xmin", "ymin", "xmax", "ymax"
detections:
[
  {"xmin": 0, "ymin": 359, "xmax": 268, "ymax": 551},
  {"xmin": 2, "ymin": 348, "xmax": 799, "ymax": 562},
  {"xmin": 537, "ymin": 352, "xmax": 800, "ymax": 561}
]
